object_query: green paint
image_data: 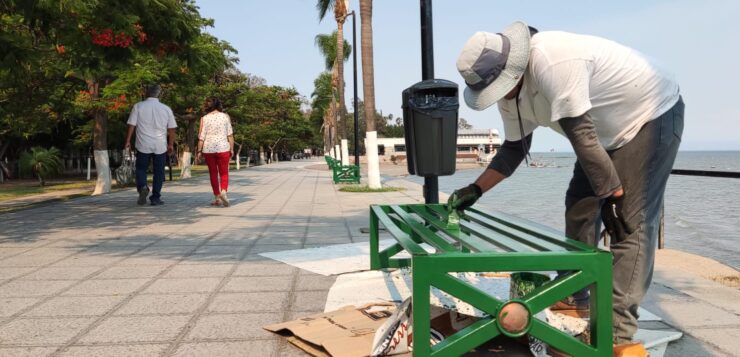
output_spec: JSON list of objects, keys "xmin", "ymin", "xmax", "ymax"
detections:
[{"xmin": 368, "ymin": 204, "xmax": 614, "ymax": 356}]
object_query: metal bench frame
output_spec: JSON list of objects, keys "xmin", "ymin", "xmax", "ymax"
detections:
[{"xmin": 369, "ymin": 204, "xmax": 613, "ymax": 356}]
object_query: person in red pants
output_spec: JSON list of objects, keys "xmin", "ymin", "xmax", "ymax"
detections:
[{"xmin": 195, "ymin": 97, "xmax": 234, "ymax": 207}]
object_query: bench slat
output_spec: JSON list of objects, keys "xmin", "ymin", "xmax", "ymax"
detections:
[
  {"xmin": 469, "ymin": 208, "xmax": 596, "ymax": 252},
  {"xmin": 371, "ymin": 205, "xmax": 428, "ymax": 256},
  {"xmin": 388, "ymin": 205, "xmax": 458, "ymax": 253},
  {"xmin": 465, "ymin": 210, "xmax": 566, "ymax": 252},
  {"xmin": 408, "ymin": 205, "xmax": 500, "ymax": 253},
  {"xmin": 426, "ymin": 206, "xmax": 533, "ymax": 253}
]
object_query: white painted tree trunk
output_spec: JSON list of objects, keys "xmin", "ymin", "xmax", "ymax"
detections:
[
  {"xmin": 341, "ymin": 139, "xmax": 350, "ymax": 166},
  {"xmin": 92, "ymin": 150, "xmax": 111, "ymax": 195},
  {"xmin": 366, "ymin": 131, "xmax": 382, "ymax": 189},
  {"xmin": 259, "ymin": 147, "xmax": 266, "ymax": 165},
  {"xmin": 180, "ymin": 152, "xmax": 192, "ymax": 179}
]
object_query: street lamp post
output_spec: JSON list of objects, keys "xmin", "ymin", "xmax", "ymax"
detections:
[{"xmin": 346, "ymin": 11, "xmax": 359, "ymax": 167}]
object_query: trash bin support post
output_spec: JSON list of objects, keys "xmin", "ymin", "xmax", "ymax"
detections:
[{"xmin": 420, "ymin": 0, "xmax": 439, "ymax": 204}]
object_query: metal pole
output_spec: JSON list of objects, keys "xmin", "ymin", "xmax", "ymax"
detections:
[
  {"xmin": 351, "ymin": 11, "xmax": 360, "ymax": 167},
  {"xmin": 420, "ymin": 0, "xmax": 438, "ymax": 204}
]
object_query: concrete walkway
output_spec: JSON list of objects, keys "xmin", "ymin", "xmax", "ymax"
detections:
[{"xmin": 0, "ymin": 159, "xmax": 736, "ymax": 356}]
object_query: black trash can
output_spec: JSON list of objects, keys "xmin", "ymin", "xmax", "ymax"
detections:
[{"xmin": 402, "ymin": 79, "xmax": 459, "ymax": 176}]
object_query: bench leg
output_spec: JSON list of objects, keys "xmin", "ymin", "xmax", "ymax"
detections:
[
  {"xmin": 591, "ymin": 254, "xmax": 614, "ymax": 356},
  {"xmin": 370, "ymin": 208, "xmax": 381, "ymax": 270},
  {"xmin": 412, "ymin": 256, "xmax": 432, "ymax": 356}
]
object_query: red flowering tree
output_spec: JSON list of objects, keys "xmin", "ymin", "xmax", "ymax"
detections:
[{"xmin": 21, "ymin": 0, "xmax": 204, "ymax": 193}]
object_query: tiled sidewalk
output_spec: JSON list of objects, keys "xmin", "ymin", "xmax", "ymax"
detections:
[
  {"xmin": 0, "ymin": 160, "xmax": 421, "ymax": 356},
  {"xmin": 0, "ymin": 159, "xmax": 736, "ymax": 356}
]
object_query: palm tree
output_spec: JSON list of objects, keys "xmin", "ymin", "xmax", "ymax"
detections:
[
  {"xmin": 360, "ymin": 0, "xmax": 381, "ymax": 188},
  {"xmin": 316, "ymin": 0, "xmax": 349, "ymax": 139},
  {"xmin": 22, "ymin": 147, "xmax": 63, "ymax": 186},
  {"xmin": 315, "ymin": 31, "xmax": 351, "ymax": 153}
]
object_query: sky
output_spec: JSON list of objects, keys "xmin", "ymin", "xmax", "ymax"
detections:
[{"xmin": 196, "ymin": 0, "xmax": 740, "ymax": 152}]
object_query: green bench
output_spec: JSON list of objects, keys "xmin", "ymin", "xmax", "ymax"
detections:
[
  {"xmin": 369, "ymin": 204, "xmax": 613, "ymax": 356},
  {"xmin": 324, "ymin": 155, "xmax": 360, "ymax": 184}
]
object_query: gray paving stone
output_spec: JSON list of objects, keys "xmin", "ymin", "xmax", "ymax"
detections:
[
  {"xmin": 23, "ymin": 296, "xmax": 124, "ymax": 317},
  {"xmin": 62, "ymin": 279, "xmax": 149, "ymax": 296},
  {"xmin": 292, "ymin": 291, "xmax": 330, "ymax": 312},
  {"xmin": 0, "ymin": 280, "xmax": 75, "ymax": 297},
  {"xmin": 222, "ymin": 276, "xmax": 292, "ymax": 293},
  {"xmin": 0, "ymin": 267, "xmax": 34, "ymax": 280},
  {"xmin": 0, "ymin": 347, "xmax": 57, "ymax": 357},
  {"xmin": 78, "ymin": 315, "xmax": 191, "ymax": 343},
  {"xmin": 94, "ymin": 265, "xmax": 170, "ymax": 279},
  {"xmin": 20, "ymin": 266, "xmax": 100, "ymax": 281},
  {"xmin": 59, "ymin": 344, "xmax": 169, "ymax": 356},
  {"xmin": 173, "ymin": 340, "xmax": 278, "ymax": 357},
  {"xmin": 0, "ymin": 317, "xmax": 94, "ymax": 344},
  {"xmin": 50, "ymin": 255, "xmax": 121, "ymax": 267},
  {"xmin": 163, "ymin": 264, "xmax": 233, "ymax": 278},
  {"xmin": 0, "ymin": 253, "xmax": 73, "ymax": 267},
  {"xmin": 249, "ymin": 244, "xmax": 304, "ymax": 254},
  {"xmin": 232, "ymin": 261, "xmax": 297, "ymax": 277},
  {"xmin": 142, "ymin": 278, "xmax": 221, "ymax": 294},
  {"xmin": 186, "ymin": 313, "xmax": 281, "ymax": 340},
  {"xmin": 116, "ymin": 293, "xmax": 209, "ymax": 315},
  {"xmin": 655, "ymin": 301, "xmax": 739, "ymax": 327},
  {"xmin": 0, "ymin": 297, "xmax": 42, "ymax": 317},
  {"xmin": 207, "ymin": 292, "xmax": 289, "ymax": 313}
]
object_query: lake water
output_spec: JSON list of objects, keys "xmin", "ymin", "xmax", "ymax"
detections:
[{"xmin": 407, "ymin": 151, "xmax": 740, "ymax": 269}]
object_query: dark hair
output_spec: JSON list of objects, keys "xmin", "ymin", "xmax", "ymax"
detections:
[{"xmin": 203, "ymin": 96, "xmax": 223, "ymax": 113}]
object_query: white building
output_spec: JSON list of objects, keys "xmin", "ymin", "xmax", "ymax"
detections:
[{"xmin": 372, "ymin": 129, "xmax": 502, "ymax": 162}]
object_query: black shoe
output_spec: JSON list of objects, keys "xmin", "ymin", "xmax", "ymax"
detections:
[
  {"xmin": 137, "ymin": 186, "xmax": 149, "ymax": 206},
  {"xmin": 150, "ymin": 198, "xmax": 164, "ymax": 206}
]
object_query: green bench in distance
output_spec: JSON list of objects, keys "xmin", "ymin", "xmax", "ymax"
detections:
[{"xmin": 324, "ymin": 155, "xmax": 360, "ymax": 184}]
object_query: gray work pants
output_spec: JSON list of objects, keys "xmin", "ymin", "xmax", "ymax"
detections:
[{"xmin": 565, "ymin": 98, "xmax": 684, "ymax": 343}]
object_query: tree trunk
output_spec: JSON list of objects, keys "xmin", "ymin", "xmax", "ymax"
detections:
[
  {"xmin": 178, "ymin": 114, "xmax": 197, "ymax": 179},
  {"xmin": 89, "ymin": 80, "xmax": 111, "ymax": 195},
  {"xmin": 235, "ymin": 143, "xmax": 242, "ymax": 170},
  {"xmin": 335, "ymin": 2, "xmax": 348, "ymax": 140},
  {"xmin": 361, "ymin": 0, "xmax": 381, "ymax": 188}
]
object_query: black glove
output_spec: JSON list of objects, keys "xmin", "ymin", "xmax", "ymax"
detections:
[
  {"xmin": 448, "ymin": 183, "xmax": 483, "ymax": 211},
  {"xmin": 601, "ymin": 194, "xmax": 634, "ymax": 237}
]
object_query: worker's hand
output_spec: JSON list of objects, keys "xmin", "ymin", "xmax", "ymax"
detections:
[
  {"xmin": 167, "ymin": 144, "xmax": 174, "ymax": 156},
  {"xmin": 448, "ymin": 183, "xmax": 483, "ymax": 212},
  {"xmin": 601, "ymin": 193, "xmax": 634, "ymax": 238},
  {"xmin": 124, "ymin": 142, "xmax": 131, "ymax": 152}
]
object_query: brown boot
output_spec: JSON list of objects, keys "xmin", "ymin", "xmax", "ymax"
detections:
[
  {"xmin": 613, "ymin": 342, "xmax": 648, "ymax": 357},
  {"xmin": 550, "ymin": 296, "xmax": 590, "ymax": 318}
]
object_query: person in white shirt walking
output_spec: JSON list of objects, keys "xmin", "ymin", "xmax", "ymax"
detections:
[
  {"xmin": 195, "ymin": 97, "xmax": 234, "ymax": 207},
  {"xmin": 449, "ymin": 22, "xmax": 683, "ymax": 356},
  {"xmin": 124, "ymin": 84, "xmax": 177, "ymax": 206}
]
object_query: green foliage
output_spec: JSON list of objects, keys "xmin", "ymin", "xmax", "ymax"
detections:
[
  {"xmin": 19, "ymin": 146, "xmax": 63, "ymax": 186},
  {"xmin": 315, "ymin": 31, "xmax": 351, "ymax": 70}
]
